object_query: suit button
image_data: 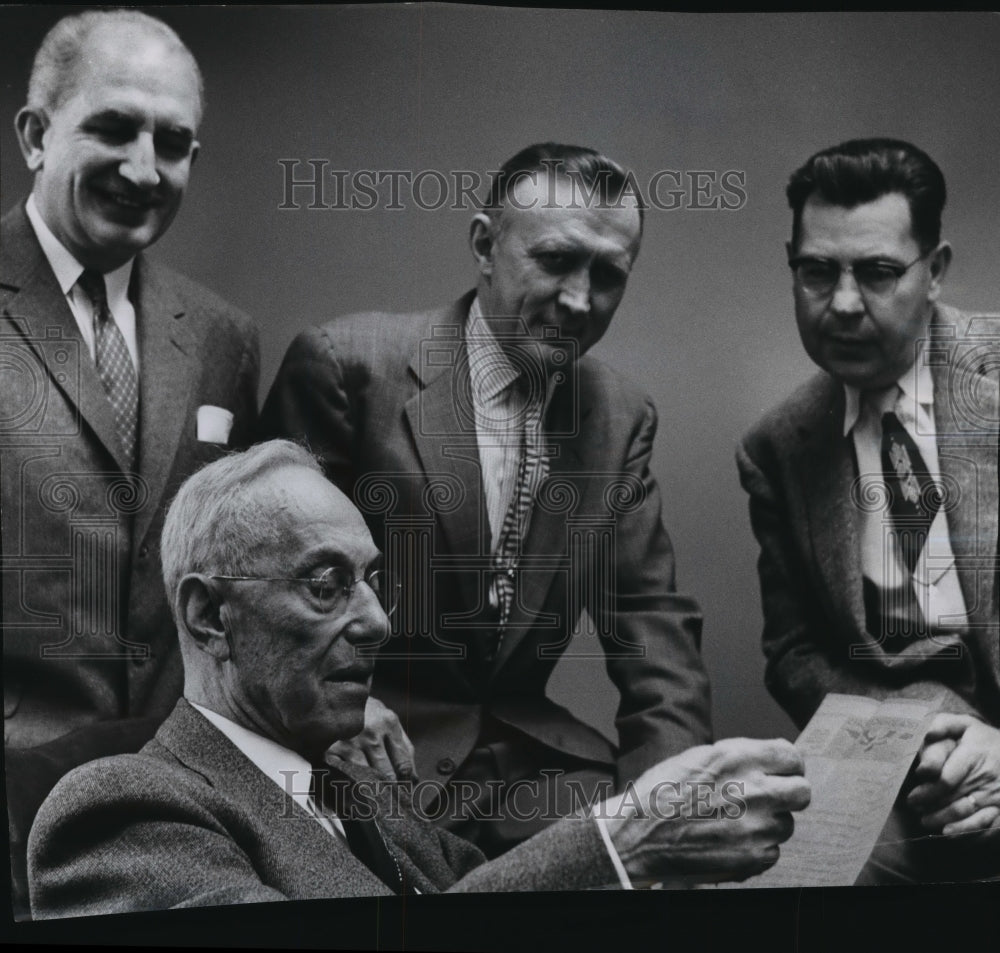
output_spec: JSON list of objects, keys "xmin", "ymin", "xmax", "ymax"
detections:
[
  {"xmin": 138, "ymin": 545, "xmax": 149, "ymax": 559},
  {"xmin": 436, "ymin": 758, "xmax": 455, "ymax": 775}
]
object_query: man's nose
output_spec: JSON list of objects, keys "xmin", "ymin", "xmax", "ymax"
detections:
[
  {"xmin": 119, "ymin": 133, "xmax": 160, "ymax": 190},
  {"xmin": 341, "ymin": 580, "xmax": 388, "ymax": 647},
  {"xmin": 558, "ymin": 269, "xmax": 591, "ymax": 315},
  {"xmin": 830, "ymin": 266, "xmax": 865, "ymax": 315}
]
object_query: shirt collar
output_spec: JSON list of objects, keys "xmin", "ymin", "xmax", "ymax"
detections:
[
  {"xmin": 189, "ymin": 701, "xmax": 314, "ymax": 805},
  {"xmin": 25, "ymin": 192, "xmax": 135, "ymax": 309},
  {"xmin": 841, "ymin": 345, "xmax": 934, "ymax": 436},
  {"xmin": 466, "ymin": 296, "xmax": 522, "ymax": 401}
]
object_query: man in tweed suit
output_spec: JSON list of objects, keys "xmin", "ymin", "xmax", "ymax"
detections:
[
  {"xmin": 27, "ymin": 441, "xmax": 809, "ymax": 916},
  {"xmin": 262, "ymin": 143, "xmax": 712, "ymax": 854},
  {"xmin": 1, "ymin": 9, "xmax": 260, "ymax": 750},
  {"xmin": 0, "ymin": 10, "xmax": 263, "ymax": 919},
  {"xmin": 738, "ymin": 138, "xmax": 1000, "ymax": 880}
]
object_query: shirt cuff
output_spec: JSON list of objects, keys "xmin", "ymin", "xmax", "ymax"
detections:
[{"xmin": 593, "ymin": 814, "xmax": 634, "ymax": 890}]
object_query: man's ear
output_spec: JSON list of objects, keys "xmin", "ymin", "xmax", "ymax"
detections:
[
  {"xmin": 176, "ymin": 574, "xmax": 231, "ymax": 661},
  {"xmin": 15, "ymin": 106, "xmax": 48, "ymax": 172},
  {"xmin": 926, "ymin": 241, "xmax": 952, "ymax": 302},
  {"xmin": 469, "ymin": 213, "xmax": 496, "ymax": 278}
]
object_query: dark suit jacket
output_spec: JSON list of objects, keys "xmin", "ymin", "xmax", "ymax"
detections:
[
  {"xmin": 1, "ymin": 205, "xmax": 260, "ymax": 748},
  {"xmin": 260, "ymin": 294, "xmax": 711, "ymax": 787},
  {"xmin": 27, "ymin": 699, "xmax": 619, "ymax": 917},
  {"xmin": 737, "ymin": 306, "xmax": 1000, "ymax": 728}
]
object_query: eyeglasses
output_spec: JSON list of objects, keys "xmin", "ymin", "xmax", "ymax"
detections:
[
  {"xmin": 210, "ymin": 567, "xmax": 400, "ymax": 617},
  {"xmin": 788, "ymin": 252, "xmax": 928, "ymax": 299}
]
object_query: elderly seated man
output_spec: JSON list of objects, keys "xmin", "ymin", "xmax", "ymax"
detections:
[{"xmin": 28, "ymin": 440, "xmax": 810, "ymax": 917}]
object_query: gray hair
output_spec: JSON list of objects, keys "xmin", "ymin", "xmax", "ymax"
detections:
[
  {"xmin": 161, "ymin": 440, "xmax": 323, "ymax": 619},
  {"xmin": 27, "ymin": 9, "xmax": 205, "ymax": 119}
]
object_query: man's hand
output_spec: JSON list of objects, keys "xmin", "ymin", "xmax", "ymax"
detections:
[
  {"xmin": 907, "ymin": 714, "xmax": 1000, "ymax": 834},
  {"xmin": 325, "ymin": 697, "xmax": 417, "ymax": 781},
  {"xmin": 603, "ymin": 737, "xmax": 810, "ymax": 885}
]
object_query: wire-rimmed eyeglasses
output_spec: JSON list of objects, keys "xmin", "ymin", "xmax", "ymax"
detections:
[{"xmin": 210, "ymin": 567, "xmax": 400, "ymax": 617}]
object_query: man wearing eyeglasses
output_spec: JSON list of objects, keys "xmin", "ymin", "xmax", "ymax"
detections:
[
  {"xmin": 737, "ymin": 138, "xmax": 1000, "ymax": 882},
  {"xmin": 27, "ymin": 440, "xmax": 811, "ymax": 916}
]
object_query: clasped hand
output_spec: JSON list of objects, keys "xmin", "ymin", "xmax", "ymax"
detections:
[{"xmin": 907, "ymin": 713, "xmax": 1000, "ymax": 835}]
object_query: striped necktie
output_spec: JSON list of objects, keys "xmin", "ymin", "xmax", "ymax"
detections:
[
  {"xmin": 77, "ymin": 269, "xmax": 139, "ymax": 469},
  {"xmin": 490, "ymin": 378, "xmax": 549, "ymax": 659}
]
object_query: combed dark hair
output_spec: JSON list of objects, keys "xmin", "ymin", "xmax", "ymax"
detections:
[
  {"xmin": 483, "ymin": 142, "xmax": 644, "ymax": 233},
  {"xmin": 786, "ymin": 138, "xmax": 946, "ymax": 253},
  {"xmin": 28, "ymin": 9, "xmax": 204, "ymax": 118}
]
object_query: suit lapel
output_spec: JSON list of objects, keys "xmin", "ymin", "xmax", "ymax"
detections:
[
  {"xmin": 404, "ymin": 300, "xmax": 491, "ymax": 617},
  {"xmin": 798, "ymin": 382, "xmax": 868, "ymax": 637},
  {"xmin": 402, "ymin": 298, "xmax": 590, "ymax": 673},
  {"xmin": 156, "ymin": 701, "xmax": 393, "ymax": 897},
  {"xmin": 131, "ymin": 257, "xmax": 200, "ymax": 546},
  {"xmin": 1, "ymin": 207, "xmax": 129, "ymax": 471},
  {"xmin": 932, "ymin": 311, "xmax": 999, "ymax": 633}
]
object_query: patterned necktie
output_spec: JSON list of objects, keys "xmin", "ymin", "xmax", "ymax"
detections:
[
  {"xmin": 880, "ymin": 408, "xmax": 942, "ymax": 574},
  {"xmin": 77, "ymin": 269, "xmax": 139, "ymax": 469},
  {"xmin": 490, "ymin": 379, "xmax": 549, "ymax": 657}
]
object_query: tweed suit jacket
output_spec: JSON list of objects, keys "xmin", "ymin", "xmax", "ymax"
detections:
[
  {"xmin": 260, "ymin": 294, "xmax": 712, "ymax": 787},
  {"xmin": 1, "ymin": 205, "xmax": 260, "ymax": 748},
  {"xmin": 27, "ymin": 699, "xmax": 619, "ymax": 917},
  {"xmin": 737, "ymin": 306, "xmax": 1000, "ymax": 728}
]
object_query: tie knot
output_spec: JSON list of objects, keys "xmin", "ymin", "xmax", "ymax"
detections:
[
  {"xmin": 77, "ymin": 269, "xmax": 109, "ymax": 312},
  {"xmin": 881, "ymin": 409, "xmax": 905, "ymax": 433},
  {"xmin": 865, "ymin": 384, "xmax": 900, "ymax": 418}
]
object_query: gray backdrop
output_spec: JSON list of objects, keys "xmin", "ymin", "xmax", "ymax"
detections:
[{"xmin": 3, "ymin": 6, "xmax": 998, "ymax": 745}]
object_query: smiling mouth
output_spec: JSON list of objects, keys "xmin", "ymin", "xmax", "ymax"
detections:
[{"xmin": 95, "ymin": 188, "xmax": 159, "ymax": 213}]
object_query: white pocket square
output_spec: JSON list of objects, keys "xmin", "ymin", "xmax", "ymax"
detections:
[{"xmin": 197, "ymin": 405, "xmax": 234, "ymax": 444}]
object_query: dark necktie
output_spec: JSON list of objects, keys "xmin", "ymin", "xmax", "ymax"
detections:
[
  {"xmin": 311, "ymin": 767, "xmax": 406, "ymax": 893},
  {"xmin": 489, "ymin": 378, "xmax": 549, "ymax": 659},
  {"xmin": 880, "ymin": 409, "xmax": 942, "ymax": 574},
  {"xmin": 77, "ymin": 268, "xmax": 139, "ymax": 469}
]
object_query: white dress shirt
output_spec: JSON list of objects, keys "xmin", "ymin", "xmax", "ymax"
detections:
[
  {"xmin": 25, "ymin": 193, "xmax": 140, "ymax": 375},
  {"xmin": 466, "ymin": 296, "xmax": 525, "ymax": 552},
  {"xmin": 465, "ymin": 302, "xmax": 632, "ymax": 887},
  {"xmin": 190, "ymin": 702, "xmax": 345, "ymax": 839},
  {"xmin": 844, "ymin": 352, "xmax": 968, "ymax": 633}
]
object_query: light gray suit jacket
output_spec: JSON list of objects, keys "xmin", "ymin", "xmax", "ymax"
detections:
[
  {"xmin": 261, "ymin": 294, "xmax": 712, "ymax": 788},
  {"xmin": 27, "ymin": 699, "xmax": 619, "ymax": 918},
  {"xmin": 1, "ymin": 205, "xmax": 260, "ymax": 748},
  {"xmin": 738, "ymin": 306, "xmax": 1000, "ymax": 727}
]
